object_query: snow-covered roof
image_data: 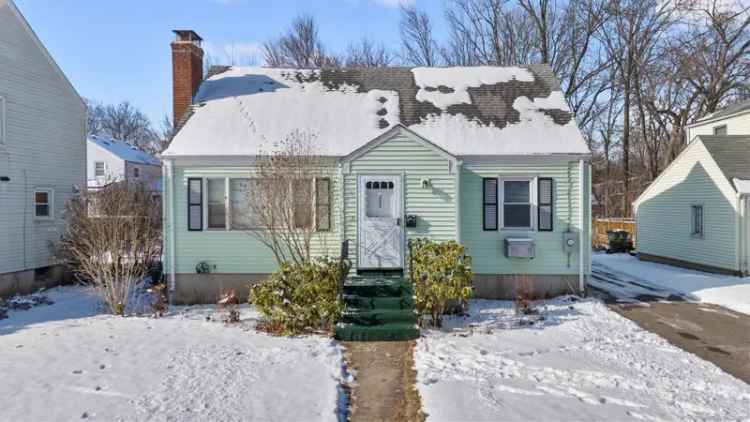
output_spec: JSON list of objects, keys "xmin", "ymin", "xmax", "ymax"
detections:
[
  {"xmin": 734, "ymin": 179, "xmax": 750, "ymax": 195},
  {"xmin": 89, "ymin": 135, "xmax": 161, "ymax": 165},
  {"xmin": 164, "ymin": 66, "xmax": 590, "ymax": 158}
]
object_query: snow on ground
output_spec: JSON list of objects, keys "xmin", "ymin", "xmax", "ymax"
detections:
[
  {"xmin": 0, "ymin": 286, "xmax": 346, "ymax": 422},
  {"xmin": 593, "ymin": 252, "xmax": 750, "ymax": 315},
  {"xmin": 416, "ymin": 298, "xmax": 750, "ymax": 422}
]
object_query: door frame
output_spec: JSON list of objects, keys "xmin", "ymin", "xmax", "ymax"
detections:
[{"xmin": 356, "ymin": 172, "xmax": 406, "ymax": 270}]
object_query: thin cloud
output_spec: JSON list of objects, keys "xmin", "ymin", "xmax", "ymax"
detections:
[{"xmin": 371, "ymin": 0, "xmax": 414, "ymax": 8}]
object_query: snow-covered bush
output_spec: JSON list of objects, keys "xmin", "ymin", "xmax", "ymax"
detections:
[
  {"xmin": 249, "ymin": 257, "xmax": 348, "ymax": 335},
  {"xmin": 409, "ymin": 238, "xmax": 473, "ymax": 327},
  {"xmin": 61, "ymin": 182, "xmax": 161, "ymax": 315}
]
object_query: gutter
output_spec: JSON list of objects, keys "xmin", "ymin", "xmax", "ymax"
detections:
[{"xmin": 579, "ymin": 159, "xmax": 585, "ymax": 294}]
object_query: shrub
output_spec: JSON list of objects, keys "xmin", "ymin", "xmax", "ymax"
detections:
[
  {"xmin": 409, "ymin": 238, "xmax": 473, "ymax": 327},
  {"xmin": 249, "ymin": 257, "xmax": 348, "ymax": 335},
  {"xmin": 61, "ymin": 181, "xmax": 161, "ymax": 316}
]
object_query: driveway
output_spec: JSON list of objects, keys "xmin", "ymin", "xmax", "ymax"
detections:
[{"xmin": 590, "ymin": 261, "xmax": 750, "ymax": 384}]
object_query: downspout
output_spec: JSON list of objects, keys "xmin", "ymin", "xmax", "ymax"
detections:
[
  {"xmin": 578, "ymin": 159, "xmax": 585, "ymax": 294},
  {"xmin": 740, "ymin": 194, "xmax": 748, "ymax": 275},
  {"xmin": 455, "ymin": 160, "xmax": 462, "ymax": 243},
  {"xmin": 165, "ymin": 159, "xmax": 176, "ymax": 297}
]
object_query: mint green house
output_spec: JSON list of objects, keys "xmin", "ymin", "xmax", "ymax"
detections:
[{"xmin": 162, "ymin": 31, "xmax": 591, "ymax": 304}]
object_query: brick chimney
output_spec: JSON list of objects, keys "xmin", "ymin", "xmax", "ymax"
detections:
[{"xmin": 171, "ymin": 30, "xmax": 204, "ymax": 128}]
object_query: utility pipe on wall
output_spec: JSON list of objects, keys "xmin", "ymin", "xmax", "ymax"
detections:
[{"xmin": 578, "ymin": 160, "xmax": 586, "ymax": 293}]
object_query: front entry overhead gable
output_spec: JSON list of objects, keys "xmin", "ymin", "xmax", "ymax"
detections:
[{"xmin": 340, "ymin": 124, "xmax": 460, "ymax": 174}]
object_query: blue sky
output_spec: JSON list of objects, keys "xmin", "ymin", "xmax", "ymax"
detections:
[{"xmin": 15, "ymin": 0, "xmax": 445, "ymax": 127}]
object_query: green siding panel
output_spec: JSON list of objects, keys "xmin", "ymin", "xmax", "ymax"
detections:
[{"xmin": 460, "ymin": 160, "xmax": 591, "ymax": 275}]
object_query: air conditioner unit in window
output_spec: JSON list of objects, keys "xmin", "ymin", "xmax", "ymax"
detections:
[{"xmin": 504, "ymin": 238, "xmax": 535, "ymax": 259}]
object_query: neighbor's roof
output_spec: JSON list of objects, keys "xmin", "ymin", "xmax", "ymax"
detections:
[
  {"xmin": 698, "ymin": 135, "xmax": 750, "ymax": 192},
  {"xmin": 89, "ymin": 135, "xmax": 161, "ymax": 165},
  {"xmin": 689, "ymin": 99, "xmax": 750, "ymax": 126},
  {"xmin": 163, "ymin": 66, "xmax": 590, "ymax": 157}
]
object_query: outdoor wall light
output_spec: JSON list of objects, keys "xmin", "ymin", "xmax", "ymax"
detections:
[
  {"xmin": 0, "ymin": 176, "xmax": 10, "ymax": 183},
  {"xmin": 421, "ymin": 178, "xmax": 431, "ymax": 189}
]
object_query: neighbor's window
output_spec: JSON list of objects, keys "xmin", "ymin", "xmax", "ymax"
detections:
[
  {"xmin": 538, "ymin": 178, "xmax": 554, "ymax": 231},
  {"xmin": 229, "ymin": 178, "xmax": 256, "ymax": 230},
  {"xmin": 34, "ymin": 189, "xmax": 53, "ymax": 219},
  {"xmin": 483, "ymin": 178, "xmax": 498, "ymax": 231},
  {"xmin": 207, "ymin": 178, "xmax": 226, "ymax": 229},
  {"xmin": 94, "ymin": 161, "xmax": 105, "ymax": 177},
  {"xmin": 713, "ymin": 125, "xmax": 727, "ymax": 135},
  {"xmin": 133, "ymin": 167, "xmax": 140, "ymax": 178},
  {"xmin": 187, "ymin": 178, "xmax": 203, "ymax": 231},
  {"xmin": 691, "ymin": 205, "xmax": 704, "ymax": 238},
  {"xmin": 315, "ymin": 178, "xmax": 331, "ymax": 231},
  {"xmin": 293, "ymin": 179, "xmax": 314, "ymax": 229},
  {"xmin": 502, "ymin": 179, "xmax": 532, "ymax": 229}
]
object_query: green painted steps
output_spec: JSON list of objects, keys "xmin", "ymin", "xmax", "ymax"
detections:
[
  {"xmin": 335, "ymin": 322, "xmax": 420, "ymax": 342},
  {"xmin": 335, "ymin": 276, "xmax": 420, "ymax": 342}
]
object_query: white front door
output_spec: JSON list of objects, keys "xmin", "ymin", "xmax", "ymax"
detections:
[{"xmin": 358, "ymin": 175, "xmax": 403, "ymax": 269}]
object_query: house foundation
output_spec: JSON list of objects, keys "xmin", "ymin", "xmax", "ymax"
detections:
[{"xmin": 0, "ymin": 265, "xmax": 69, "ymax": 299}]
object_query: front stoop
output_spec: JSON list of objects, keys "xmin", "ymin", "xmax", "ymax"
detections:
[{"xmin": 335, "ymin": 277, "xmax": 420, "ymax": 341}]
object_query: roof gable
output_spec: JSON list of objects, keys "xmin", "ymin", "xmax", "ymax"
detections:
[
  {"xmin": 88, "ymin": 136, "xmax": 160, "ymax": 166},
  {"xmin": 0, "ymin": 0, "xmax": 84, "ymax": 109},
  {"xmin": 164, "ymin": 66, "xmax": 590, "ymax": 158},
  {"xmin": 342, "ymin": 124, "xmax": 458, "ymax": 172}
]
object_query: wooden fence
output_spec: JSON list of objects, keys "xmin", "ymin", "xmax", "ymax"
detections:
[{"xmin": 593, "ymin": 218, "xmax": 636, "ymax": 249}]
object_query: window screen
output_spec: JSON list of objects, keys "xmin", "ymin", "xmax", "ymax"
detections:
[
  {"xmin": 230, "ymin": 178, "xmax": 254, "ymax": 230},
  {"xmin": 483, "ymin": 178, "xmax": 498, "ymax": 230},
  {"xmin": 503, "ymin": 180, "xmax": 531, "ymax": 228},
  {"xmin": 538, "ymin": 178, "xmax": 553, "ymax": 231},
  {"xmin": 315, "ymin": 178, "xmax": 331, "ymax": 231},
  {"xmin": 293, "ymin": 179, "xmax": 313, "ymax": 229},
  {"xmin": 207, "ymin": 178, "xmax": 226, "ymax": 229},
  {"xmin": 187, "ymin": 178, "xmax": 202, "ymax": 231}
]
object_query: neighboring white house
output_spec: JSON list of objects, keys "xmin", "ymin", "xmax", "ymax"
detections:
[
  {"xmin": 634, "ymin": 131, "xmax": 750, "ymax": 275},
  {"xmin": 686, "ymin": 99, "xmax": 750, "ymax": 141},
  {"xmin": 0, "ymin": 0, "xmax": 86, "ymax": 295},
  {"xmin": 87, "ymin": 135, "xmax": 161, "ymax": 192}
]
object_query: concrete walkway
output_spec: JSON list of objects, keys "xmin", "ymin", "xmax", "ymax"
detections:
[{"xmin": 590, "ymin": 263, "xmax": 750, "ymax": 384}]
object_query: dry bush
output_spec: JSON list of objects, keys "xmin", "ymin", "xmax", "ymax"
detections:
[
  {"xmin": 513, "ymin": 274, "xmax": 537, "ymax": 316},
  {"xmin": 61, "ymin": 182, "xmax": 161, "ymax": 315}
]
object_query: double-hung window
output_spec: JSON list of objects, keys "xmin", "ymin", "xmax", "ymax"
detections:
[
  {"xmin": 207, "ymin": 178, "xmax": 227, "ymax": 229},
  {"xmin": 34, "ymin": 188, "xmax": 53, "ymax": 219},
  {"xmin": 315, "ymin": 178, "xmax": 331, "ymax": 231},
  {"xmin": 230, "ymin": 178, "xmax": 257, "ymax": 230},
  {"xmin": 691, "ymin": 205, "xmax": 704, "ymax": 238},
  {"xmin": 501, "ymin": 179, "xmax": 533, "ymax": 229},
  {"xmin": 94, "ymin": 161, "xmax": 105, "ymax": 177}
]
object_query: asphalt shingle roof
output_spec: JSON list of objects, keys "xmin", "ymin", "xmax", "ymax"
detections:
[{"xmin": 698, "ymin": 135, "xmax": 750, "ymax": 190}]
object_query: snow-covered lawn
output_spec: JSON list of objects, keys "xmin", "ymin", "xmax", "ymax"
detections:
[
  {"xmin": 0, "ymin": 286, "xmax": 346, "ymax": 422},
  {"xmin": 594, "ymin": 252, "xmax": 750, "ymax": 315},
  {"xmin": 416, "ymin": 298, "xmax": 750, "ymax": 421}
]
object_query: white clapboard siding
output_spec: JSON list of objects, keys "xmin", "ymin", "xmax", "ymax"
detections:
[{"xmin": 0, "ymin": 0, "xmax": 86, "ymax": 274}]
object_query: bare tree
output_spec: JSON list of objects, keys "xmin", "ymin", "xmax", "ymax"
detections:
[
  {"xmin": 61, "ymin": 182, "xmax": 161, "ymax": 315},
  {"xmin": 598, "ymin": 0, "xmax": 673, "ymax": 216},
  {"xmin": 400, "ymin": 4, "xmax": 441, "ymax": 66},
  {"xmin": 344, "ymin": 38, "xmax": 395, "ymax": 67},
  {"xmin": 86, "ymin": 100, "xmax": 161, "ymax": 154},
  {"xmin": 263, "ymin": 14, "xmax": 339, "ymax": 68},
  {"xmin": 240, "ymin": 131, "xmax": 330, "ymax": 265}
]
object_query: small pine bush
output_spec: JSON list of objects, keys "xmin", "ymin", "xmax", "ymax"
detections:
[
  {"xmin": 410, "ymin": 238, "xmax": 473, "ymax": 327},
  {"xmin": 249, "ymin": 257, "xmax": 349, "ymax": 335}
]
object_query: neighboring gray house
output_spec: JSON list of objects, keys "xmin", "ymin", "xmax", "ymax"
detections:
[
  {"xmin": 686, "ymin": 99, "xmax": 750, "ymax": 141},
  {"xmin": 87, "ymin": 135, "xmax": 161, "ymax": 192},
  {"xmin": 634, "ymin": 134, "xmax": 750, "ymax": 275},
  {"xmin": 0, "ymin": 0, "xmax": 86, "ymax": 296}
]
